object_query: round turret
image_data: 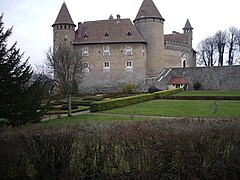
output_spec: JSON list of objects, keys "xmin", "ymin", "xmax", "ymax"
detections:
[
  {"xmin": 134, "ymin": 0, "xmax": 165, "ymax": 77},
  {"xmin": 52, "ymin": 2, "xmax": 76, "ymax": 47}
]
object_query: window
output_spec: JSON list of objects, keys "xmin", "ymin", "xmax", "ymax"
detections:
[
  {"xmin": 183, "ymin": 60, "xmax": 186, "ymax": 68},
  {"xmin": 82, "ymin": 62, "xmax": 89, "ymax": 73},
  {"xmin": 125, "ymin": 46, "xmax": 133, "ymax": 55},
  {"xmin": 83, "ymin": 62, "xmax": 89, "ymax": 68},
  {"xmin": 83, "ymin": 32, "xmax": 88, "ymax": 38},
  {"xmin": 105, "ymin": 32, "xmax": 109, "ymax": 37},
  {"xmin": 103, "ymin": 46, "xmax": 110, "ymax": 56},
  {"xmin": 103, "ymin": 61, "xmax": 110, "ymax": 72},
  {"xmin": 126, "ymin": 61, "xmax": 133, "ymax": 72},
  {"xmin": 127, "ymin": 31, "xmax": 132, "ymax": 36},
  {"xmin": 64, "ymin": 35, "xmax": 68, "ymax": 41},
  {"xmin": 142, "ymin": 45, "xmax": 145, "ymax": 56},
  {"xmin": 181, "ymin": 54, "xmax": 187, "ymax": 68},
  {"xmin": 82, "ymin": 47, "xmax": 89, "ymax": 56}
]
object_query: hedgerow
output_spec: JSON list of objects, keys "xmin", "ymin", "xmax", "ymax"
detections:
[
  {"xmin": 90, "ymin": 88, "xmax": 183, "ymax": 112},
  {"xmin": 1, "ymin": 119, "xmax": 240, "ymax": 179},
  {"xmin": 90, "ymin": 93, "xmax": 154, "ymax": 112}
]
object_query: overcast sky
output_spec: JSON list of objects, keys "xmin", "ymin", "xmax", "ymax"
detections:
[{"xmin": 1, "ymin": 0, "xmax": 240, "ymax": 67}]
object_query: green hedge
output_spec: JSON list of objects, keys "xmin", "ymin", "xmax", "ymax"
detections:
[
  {"xmin": 90, "ymin": 94, "xmax": 154, "ymax": 112},
  {"xmin": 156, "ymin": 95, "xmax": 240, "ymax": 100},
  {"xmin": 90, "ymin": 88, "xmax": 182, "ymax": 112},
  {"xmin": 153, "ymin": 88, "xmax": 183, "ymax": 97}
]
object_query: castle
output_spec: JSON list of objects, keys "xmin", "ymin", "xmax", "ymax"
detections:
[{"xmin": 52, "ymin": 0, "xmax": 197, "ymax": 93}]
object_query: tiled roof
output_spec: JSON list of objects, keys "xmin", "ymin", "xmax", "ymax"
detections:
[
  {"xmin": 75, "ymin": 18, "xmax": 146, "ymax": 44},
  {"xmin": 183, "ymin": 19, "xmax": 193, "ymax": 30},
  {"xmin": 164, "ymin": 33, "xmax": 189, "ymax": 45},
  {"xmin": 134, "ymin": 0, "xmax": 164, "ymax": 21},
  {"xmin": 53, "ymin": 2, "xmax": 75, "ymax": 26},
  {"xmin": 167, "ymin": 76, "xmax": 189, "ymax": 85}
]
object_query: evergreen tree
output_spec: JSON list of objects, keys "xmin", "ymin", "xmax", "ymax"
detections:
[{"xmin": 0, "ymin": 14, "xmax": 45, "ymax": 125}]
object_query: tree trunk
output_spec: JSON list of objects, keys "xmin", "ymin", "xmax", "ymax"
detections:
[{"xmin": 67, "ymin": 94, "xmax": 72, "ymax": 116}]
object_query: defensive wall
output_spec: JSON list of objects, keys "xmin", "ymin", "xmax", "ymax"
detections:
[{"xmin": 156, "ymin": 65, "xmax": 240, "ymax": 90}]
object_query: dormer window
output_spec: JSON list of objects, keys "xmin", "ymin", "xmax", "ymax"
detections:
[
  {"xmin": 105, "ymin": 32, "xmax": 109, "ymax": 37},
  {"xmin": 83, "ymin": 32, "xmax": 88, "ymax": 38},
  {"xmin": 127, "ymin": 31, "xmax": 132, "ymax": 36},
  {"xmin": 125, "ymin": 46, "xmax": 133, "ymax": 56}
]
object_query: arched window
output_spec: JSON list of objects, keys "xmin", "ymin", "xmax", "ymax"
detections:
[
  {"xmin": 181, "ymin": 54, "xmax": 187, "ymax": 68},
  {"xmin": 183, "ymin": 60, "xmax": 186, "ymax": 68}
]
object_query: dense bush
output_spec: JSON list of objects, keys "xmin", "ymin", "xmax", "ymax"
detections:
[
  {"xmin": 122, "ymin": 83, "xmax": 137, "ymax": 94},
  {"xmin": 1, "ymin": 119, "xmax": 240, "ymax": 179},
  {"xmin": 193, "ymin": 82, "xmax": 202, "ymax": 90}
]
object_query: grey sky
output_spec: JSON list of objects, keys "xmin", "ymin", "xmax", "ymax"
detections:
[{"xmin": 1, "ymin": 0, "xmax": 239, "ymax": 66}]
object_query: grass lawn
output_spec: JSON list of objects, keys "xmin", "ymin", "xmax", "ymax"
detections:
[
  {"xmin": 104, "ymin": 99, "xmax": 240, "ymax": 118},
  {"xmin": 175, "ymin": 90, "xmax": 240, "ymax": 96}
]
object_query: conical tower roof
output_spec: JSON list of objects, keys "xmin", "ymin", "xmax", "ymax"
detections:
[
  {"xmin": 52, "ymin": 2, "xmax": 75, "ymax": 27},
  {"xmin": 183, "ymin": 19, "xmax": 193, "ymax": 30},
  {"xmin": 134, "ymin": 0, "xmax": 164, "ymax": 22}
]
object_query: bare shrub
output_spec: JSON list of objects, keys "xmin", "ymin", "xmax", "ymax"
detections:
[{"xmin": 1, "ymin": 119, "xmax": 240, "ymax": 179}]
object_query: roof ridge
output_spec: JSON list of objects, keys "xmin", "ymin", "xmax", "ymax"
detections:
[{"xmin": 83, "ymin": 18, "xmax": 131, "ymax": 24}]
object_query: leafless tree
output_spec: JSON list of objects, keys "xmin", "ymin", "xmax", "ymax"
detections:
[
  {"xmin": 213, "ymin": 30, "xmax": 227, "ymax": 66},
  {"xmin": 197, "ymin": 37, "xmax": 216, "ymax": 66},
  {"xmin": 226, "ymin": 27, "xmax": 238, "ymax": 66},
  {"xmin": 46, "ymin": 43, "xmax": 81, "ymax": 116}
]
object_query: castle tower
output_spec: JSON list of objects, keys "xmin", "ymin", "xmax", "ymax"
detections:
[
  {"xmin": 133, "ymin": 0, "xmax": 165, "ymax": 77},
  {"xmin": 183, "ymin": 19, "xmax": 193, "ymax": 47},
  {"xmin": 52, "ymin": 2, "xmax": 76, "ymax": 47}
]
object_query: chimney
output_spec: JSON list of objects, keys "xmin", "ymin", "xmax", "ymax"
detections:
[
  {"xmin": 117, "ymin": 14, "xmax": 121, "ymax": 20},
  {"xmin": 109, "ymin": 14, "xmax": 114, "ymax": 20},
  {"xmin": 172, "ymin": 31, "xmax": 179, "ymax": 35}
]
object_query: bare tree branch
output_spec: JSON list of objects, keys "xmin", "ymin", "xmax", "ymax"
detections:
[{"xmin": 45, "ymin": 43, "xmax": 81, "ymax": 116}]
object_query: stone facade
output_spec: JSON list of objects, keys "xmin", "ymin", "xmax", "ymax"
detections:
[
  {"xmin": 52, "ymin": 0, "xmax": 196, "ymax": 93},
  {"xmin": 78, "ymin": 43, "xmax": 147, "ymax": 93}
]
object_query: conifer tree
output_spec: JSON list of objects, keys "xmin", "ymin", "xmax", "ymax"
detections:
[{"xmin": 0, "ymin": 14, "xmax": 45, "ymax": 125}]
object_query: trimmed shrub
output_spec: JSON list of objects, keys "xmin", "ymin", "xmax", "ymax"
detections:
[
  {"xmin": 193, "ymin": 82, "xmax": 202, "ymax": 90},
  {"xmin": 154, "ymin": 88, "xmax": 183, "ymax": 98},
  {"xmin": 90, "ymin": 88, "xmax": 182, "ymax": 112},
  {"xmin": 156, "ymin": 95, "xmax": 240, "ymax": 101},
  {"xmin": 90, "ymin": 93, "xmax": 154, "ymax": 112},
  {"xmin": 122, "ymin": 83, "xmax": 137, "ymax": 94}
]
